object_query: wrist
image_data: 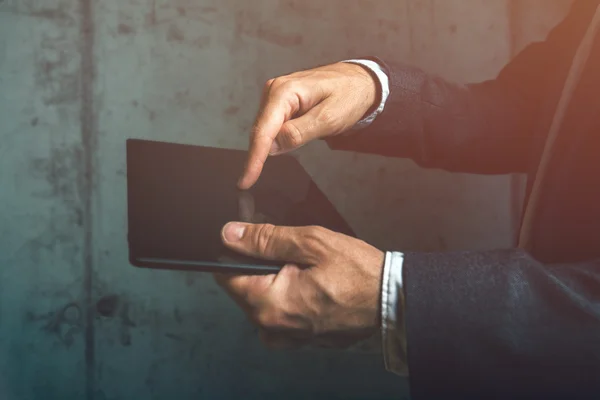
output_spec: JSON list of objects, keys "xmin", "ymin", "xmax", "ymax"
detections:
[
  {"xmin": 365, "ymin": 247, "xmax": 387, "ymax": 331},
  {"xmin": 346, "ymin": 62, "xmax": 381, "ymax": 118},
  {"xmin": 340, "ymin": 59, "xmax": 389, "ymax": 131}
]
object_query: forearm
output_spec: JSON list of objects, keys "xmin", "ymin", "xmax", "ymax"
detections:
[
  {"xmin": 328, "ymin": 60, "xmax": 535, "ymax": 174},
  {"xmin": 328, "ymin": 1, "xmax": 591, "ymax": 174}
]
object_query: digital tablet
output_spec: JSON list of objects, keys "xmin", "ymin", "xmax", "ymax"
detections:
[{"xmin": 126, "ymin": 139, "xmax": 356, "ymax": 274}]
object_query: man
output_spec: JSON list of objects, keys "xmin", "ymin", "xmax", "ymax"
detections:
[{"xmin": 215, "ymin": 1, "xmax": 600, "ymax": 398}]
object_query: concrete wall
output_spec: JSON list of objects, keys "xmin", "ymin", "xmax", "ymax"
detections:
[
  {"xmin": 1, "ymin": 1, "xmax": 88, "ymax": 399},
  {"xmin": 0, "ymin": 1, "xmax": 572, "ymax": 399}
]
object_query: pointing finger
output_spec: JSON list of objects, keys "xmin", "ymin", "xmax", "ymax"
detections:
[{"xmin": 238, "ymin": 90, "xmax": 293, "ymax": 190}]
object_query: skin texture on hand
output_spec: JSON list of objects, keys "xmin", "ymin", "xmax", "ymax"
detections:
[
  {"xmin": 214, "ymin": 222, "xmax": 385, "ymax": 350},
  {"xmin": 238, "ymin": 62, "xmax": 378, "ymax": 190},
  {"xmin": 218, "ymin": 62, "xmax": 383, "ymax": 350}
]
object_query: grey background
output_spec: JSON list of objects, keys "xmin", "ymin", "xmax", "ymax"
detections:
[{"xmin": 0, "ymin": 0, "xmax": 572, "ymax": 399}]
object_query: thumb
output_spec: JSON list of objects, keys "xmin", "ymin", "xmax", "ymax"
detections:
[
  {"xmin": 271, "ymin": 102, "xmax": 337, "ymax": 155},
  {"xmin": 221, "ymin": 222, "xmax": 313, "ymax": 264}
]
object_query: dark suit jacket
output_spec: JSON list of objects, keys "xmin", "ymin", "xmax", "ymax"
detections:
[{"xmin": 329, "ymin": 1, "xmax": 600, "ymax": 398}]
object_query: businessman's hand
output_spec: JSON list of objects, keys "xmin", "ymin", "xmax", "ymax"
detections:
[
  {"xmin": 238, "ymin": 62, "xmax": 378, "ymax": 189},
  {"xmin": 214, "ymin": 222, "xmax": 385, "ymax": 349}
]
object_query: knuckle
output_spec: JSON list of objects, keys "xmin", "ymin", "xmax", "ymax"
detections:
[
  {"xmin": 317, "ymin": 109, "xmax": 334, "ymax": 126},
  {"xmin": 254, "ymin": 224, "xmax": 277, "ymax": 255},
  {"xmin": 256, "ymin": 310, "xmax": 279, "ymax": 330},
  {"xmin": 270, "ymin": 77, "xmax": 287, "ymax": 90},
  {"xmin": 264, "ymin": 78, "xmax": 276, "ymax": 91},
  {"xmin": 282, "ymin": 121, "xmax": 304, "ymax": 148},
  {"xmin": 250, "ymin": 123, "xmax": 262, "ymax": 139},
  {"xmin": 308, "ymin": 225, "xmax": 328, "ymax": 237},
  {"xmin": 271, "ymin": 79, "xmax": 299, "ymax": 100},
  {"xmin": 302, "ymin": 226, "xmax": 330, "ymax": 259},
  {"xmin": 279, "ymin": 79, "xmax": 297, "ymax": 93},
  {"xmin": 306, "ymin": 225, "xmax": 329, "ymax": 244}
]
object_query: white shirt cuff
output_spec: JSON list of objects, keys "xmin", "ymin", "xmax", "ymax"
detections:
[
  {"xmin": 342, "ymin": 59, "xmax": 390, "ymax": 129},
  {"xmin": 381, "ymin": 251, "xmax": 409, "ymax": 376}
]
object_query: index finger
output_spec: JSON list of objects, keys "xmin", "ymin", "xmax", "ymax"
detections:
[{"xmin": 238, "ymin": 94, "xmax": 289, "ymax": 190}]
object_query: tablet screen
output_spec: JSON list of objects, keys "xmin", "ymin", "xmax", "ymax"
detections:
[{"xmin": 126, "ymin": 139, "xmax": 355, "ymax": 272}]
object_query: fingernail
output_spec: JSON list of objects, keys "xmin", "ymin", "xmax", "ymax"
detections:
[
  {"xmin": 269, "ymin": 141, "xmax": 280, "ymax": 155},
  {"xmin": 224, "ymin": 223, "xmax": 246, "ymax": 242}
]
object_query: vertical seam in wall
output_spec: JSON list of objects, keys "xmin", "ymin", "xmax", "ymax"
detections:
[{"xmin": 79, "ymin": 0, "xmax": 96, "ymax": 398}]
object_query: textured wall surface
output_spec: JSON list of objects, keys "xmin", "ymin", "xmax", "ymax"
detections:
[
  {"xmin": 0, "ymin": 1, "xmax": 88, "ymax": 399},
  {"xmin": 0, "ymin": 1, "xmax": 572, "ymax": 399}
]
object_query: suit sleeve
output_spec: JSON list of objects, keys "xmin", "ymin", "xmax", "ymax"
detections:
[
  {"xmin": 326, "ymin": 1, "xmax": 591, "ymax": 175},
  {"xmin": 402, "ymin": 249, "xmax": 600, "ymax": 399}
]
